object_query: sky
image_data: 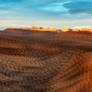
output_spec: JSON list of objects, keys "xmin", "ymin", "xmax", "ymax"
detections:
[{"xmin": 0, "ymin": 0, "xmax": 92, "ymax": 28}]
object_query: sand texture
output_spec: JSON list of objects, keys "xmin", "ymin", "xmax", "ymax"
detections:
[{"xmin": 0, "ymin": 30, "xmax": 92, "ymax": 92}]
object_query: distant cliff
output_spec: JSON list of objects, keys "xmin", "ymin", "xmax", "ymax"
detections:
[{"xmin": 4, "ymin": 26, "xmax": 92, "ymax": 33}]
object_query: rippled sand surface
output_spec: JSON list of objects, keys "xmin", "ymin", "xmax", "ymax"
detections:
[{"xmin": 0, "ymin": 31, "xmax": 92, "ymax": 92}]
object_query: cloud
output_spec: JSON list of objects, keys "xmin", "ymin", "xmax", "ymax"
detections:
[
  {"xmin": 63, "ymin": 1, "xmax": 92, "ymax": 14},
  {"xmin": 34, "ymin": 2, "xmax": 69, "ymax": 14},
  {"xmin": 0, "ymin": 0, "xmax": 92, "ymax": 28},
  {"xmin": 0, "ymin": 0, "xmax": 23, "ymax": 11},
  {"xmin": 24, "ymin": 0, "xmax": 92, "ymax": 15},
  {"xmin": 0, "ymin": 0, "xmax": 92, "ymax": 14},
  {"xmin": 1, "ymin": 18, "xmax": 92, "ymax": 28},
  {"xmin": 0, "ymin": 0, "xmax": 62, "ymax": 12}
]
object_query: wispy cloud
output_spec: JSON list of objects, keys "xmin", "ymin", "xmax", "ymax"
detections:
[
  {"xmin": 0, "ymin": 0, "xmax": 92, "ymax": 28},
  {"xmin": 34, "ymin": 2, "xmax": 69, "ymax": 14},
  {"xmin": 63, "ymin": 1, "xmax": 92, "ymax": 14}
]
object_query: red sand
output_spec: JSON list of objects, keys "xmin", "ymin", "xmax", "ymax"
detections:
[{"xmin": 0, "ymin": 30, "xmax": 92, "ymax": 92}]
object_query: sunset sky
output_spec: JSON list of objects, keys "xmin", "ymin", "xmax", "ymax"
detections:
[{"xmin": 0, "ymin": 0, "xmax": 92, "ymax": 28}]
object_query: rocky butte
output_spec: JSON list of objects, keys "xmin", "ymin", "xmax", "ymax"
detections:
[{"xmin": 3, "ymin": 26, "xmax": 92, "ymax": 33}]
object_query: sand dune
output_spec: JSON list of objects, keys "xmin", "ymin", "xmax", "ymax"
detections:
[{"xmin": 0, "ymin": 30, "xmax": 92, "ymax": 92}]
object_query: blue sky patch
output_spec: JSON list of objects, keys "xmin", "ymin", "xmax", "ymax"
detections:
[{"xmin": 0, "ymin": 0, "xmax": 92, "ymax": 28}]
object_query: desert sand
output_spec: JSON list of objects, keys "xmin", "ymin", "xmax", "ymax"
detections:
[{"xmin": 0, "ymin": 29, "xmax": 92, "ymax": 92}]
